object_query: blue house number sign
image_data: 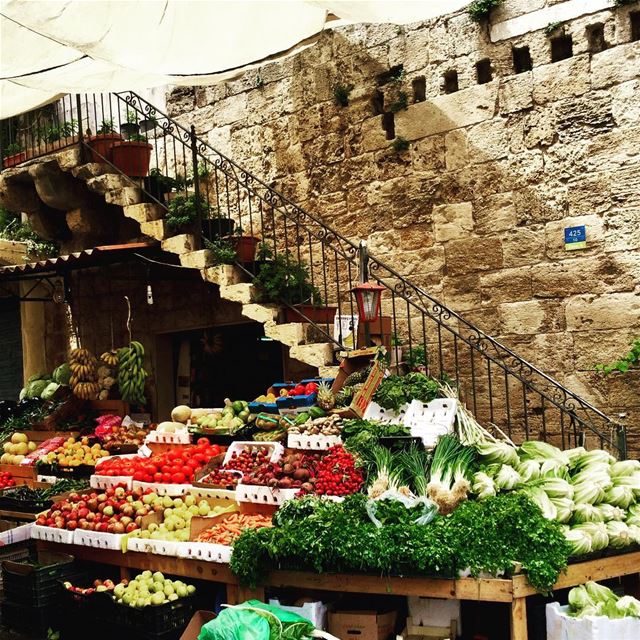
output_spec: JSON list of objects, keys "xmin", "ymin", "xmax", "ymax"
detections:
[{"xmin": 564, "ymin": 225, "xmax": 587, "ymax": 251}]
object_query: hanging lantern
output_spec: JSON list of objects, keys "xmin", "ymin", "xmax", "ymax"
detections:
[{"xmin": 351, "ymin": 281, "xmax": 384, "ymax": 323}]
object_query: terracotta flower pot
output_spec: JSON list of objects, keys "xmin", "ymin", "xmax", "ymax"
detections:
[
  {"xmin": 87, "ymin": 133, "xmax": 123, "ymax": 163},
  {"xmin": 234, "ymin": 236, "xmax": 259, "ymax": 262},
  {"xmin": 111, "ymin": 141, "xmax": 153, "ymax": 177},
  {"xmin": 2, "ymin": 152, "xmax": 26, "ymax": 168},
  {"xmin": 284, "ymin": 305, "xmax": 338, "ymax": 324}
]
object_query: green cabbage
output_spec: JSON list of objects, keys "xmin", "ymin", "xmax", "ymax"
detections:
[
  {"xmin": 564, "ymin": 529, "xmax": 592, "ymax": 556},
  {"xmin": 471, "ymin": 472, "xmax": 496, "ymax": 500},
  {"xmin": 606, "ymin": 521, "xmax": 632, "ymax": 548},
  {"xmin": 538, "ymin": 477, "xmax": 574, "ymax": 500},
  {"xmin": 571, "ymin": 503, "xmax": 604, "ymax": 524},
  {"xmin": 41, "ymin": 382, "xmax": 60, "ymax": 401},
  {"xmin": 495, "ymin": 464, "xmax": 521, "ymax": 490},
  {"xmin": 572, "ymin": 522, "xmax": 608, "ymax": 552},
  {"xmin": 475, "ymin": 442, "xmax": 519, "ymax": 466},
  {"xmin": 568, "ymin": 585, "xmax": 593, "ymax": 610},
  {"xmin": 615, "ymin": 595, "xmax": 640, "ymax": 618},
  {"xmin": 524, "ymin": 487, "xmax": 557, "ymax": 520},
  {"xmin": 604, "ymin": 485, "xmax": 634, "ymax": 509},
  {"xmin": 26, "ymin": 379, "xmax": 49, "ymax": 398},
  {"xmin": 610, "ymin": 460, "xmax": 640, "ymax": 478},
  {"xmin": 597, "ymin": 503, "xmax": 626, "ymax": 522},
  {"xmin": 519, "ymin": 441, "xmax": 569, "ymax": 465},
  {"xmin": 517, "ymin": 459, "xmax": 540, "ymax": 483},
  {"xmin": 52, "ymin": 362, "xmax": 71, "ymax": 385},
  {"xmin": 550, "ymin": 497, "xmax": 574, "ymax": 523},
  {"xmin": 573, "ymin": 481, "xmax": 605, "ymax": 505},
  {"xmin": 571, "ymin": 450, "xmax": 615, "ymax": 472}
]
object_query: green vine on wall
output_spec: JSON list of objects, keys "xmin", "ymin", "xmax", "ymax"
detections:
[
  {"xmin": 595, "ymin": 339, "xmax": 640, "ymax": 375},
  {"xmin": 467, "ymin": 0, "xmax": 504, "ymax": 23}
]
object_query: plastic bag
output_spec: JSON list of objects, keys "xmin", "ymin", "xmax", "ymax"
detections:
[
  {"xmin": 198, "ymin": 600, "xmax": 316, "ymax": 640},
  {"xmin": 366, "ymin": 490, "xmax": 439, "ymax": 528}
]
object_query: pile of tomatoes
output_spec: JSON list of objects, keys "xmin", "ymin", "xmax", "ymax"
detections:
[
  {"xmin": 95, "ymin": 439, "xmax": 222, "ymax": 484},
  {"xmin": 0, "ymin": 471, "xmax": 16, "ymax": 489},
  {"xmin": 281, "ymin": 381, "xmax": 318, "ymax": 397}
]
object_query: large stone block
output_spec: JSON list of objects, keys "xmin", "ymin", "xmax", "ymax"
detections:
[
  {"xmin": 161, "ymin": 234, "xmax": 195, "ymax": 255},
  {"xmin": 498, "ymin": 300, "xmax": 565, "ymax": 335},
  {"xmin": 395, "ymin": 83, "xmax": 498, "ymax": 141},
  {"xmin": 445, "ymin": 237, "xmax": 503, "ymax": 275},
  {"xmin": 123, "ymin": 203, "xmax": 165, "ymax": 224},
  {"xmin": 179, "ymin": 250, "xmax": 213, "ymax": 269},
  {"xmin": 444, "ymin": 129, "xmax": 468, "ymax": 171},
  {"xmin": 611, "ymin": 80, "xmax": 640, "ymax": 128},
  {"xmin": 466, "ymin": 119, "xmax": 510, "ymax": 164},
  {"xmin": 502, "ymin": 332, "xmax": 575, "ymax": 373},
  {"xmin": 604, "ymin": 207, "xmax": 640, "ymax": 252},
  {"xmin": 433, "ymin": 202, "xmax": 474, "ymax": 242},
  {"xmin": 532, "ymin": 55, "xmax": 591, "ymax": 104},
  {"xmin": 473, "ymin": 192, "xmax": 517, "ymax": 234},
  {"xmin": 573, "ymin": 328, "xmax": 638, "ymax": 371},
  {"xmin": 591, "ymin": 42, "xmax": 640, "ymax": 89},
  {"xmin": 479, "ymin": 267, "xmax": 532, "ymax": 305},
  {"xmin": 501, "ymin": 226, "xmax": 546, "ymax": 267},
  {"xmin": 410, "ymin": 135, "xmax": 446, "ymax": 174},
  {"xmin": 555, "ymin": 91, "xmax": 615, "ymax": 144},
  {"xmin": 565, "ymin": 293, "xmax": 640, "ymax": 331},
  {"xmin": 544, "ymin": 214, "xmax": 604, "ymax": 260},
  {"xmin": 443, "ymin": 274, "xmax": 481, "ymax": 311}
]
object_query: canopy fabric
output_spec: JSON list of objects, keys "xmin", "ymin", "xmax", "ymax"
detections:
[{"xmin": 1, "ymin": 0, "xmax": 470, "ymax": 119}]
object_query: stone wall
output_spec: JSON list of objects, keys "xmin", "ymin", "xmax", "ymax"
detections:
[{"xmin": 166, "ymin": 0, "xmax": 640, "ymax": 452}]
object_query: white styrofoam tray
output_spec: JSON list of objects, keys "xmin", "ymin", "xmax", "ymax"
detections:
[
  {"xmin": 145, "ymin": 430, "xmax": 191, "ymax": 445},
  {"xmin": 175, "ymin": 541, "xmax": 232, "ymax": 563},
  {"xmin": 131, "ymin": 480, "xmax": 192, "ymax": 496},
  {"xmin": 546, "ymin": 602, "xmax": 640, "ymax": 640},
  {"xmin": 403, "ymin": 398, "xmax": 458, "ymax": 448},
  {"xmin": 408, "ymin": 596, "xmax": 461, "ymax": 631},
  {"xmin": 31, "ymin": 525, "xmax": 75, "ymax": 545},
  {"xmin": 287, "ymin": 434, "xmax": 342, "ymax": 450},
  {"xmin": 223, "ymin": 441, "xmax": 283, "ymax": 467},
  {"xmin": 0, "ymin": 522, "xmax": 32, "ymax": 545},
  {"xmin": 235, "ymin": 484, "xmax": 298, "ymax": 505},
  {"xmin": 74, "ymin": 529, "xmax": 125, "ymax": 550},
  {"xmin": 126, "ymin": 537, "xmax": 179, "ymax": 556},
  {"xmin": 90, "ymin": 474, "xmax": 133, "ymax": 490},
  {"xmin": 187, "ymin": 486, "xmax": 237, "ymax": 502},
  {"xmin": 363, "ymin": 401, "xmax": 409, "ymax": 424}
]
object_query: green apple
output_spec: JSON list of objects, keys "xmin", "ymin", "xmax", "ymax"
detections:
[
  {"xmin": 162, "ymin": 496, "xmax": 173, "ymax": 508},
  {"xmin": 163, "ymin": 583, "xmax": 174, "ymax": 596},
  {"xmin": 186, "ymin": 585, "xmax": 196, "ymax": 595},
  {"xmin": 151, "ymin": 592, "xmax": 165, "ymax": 605},
  {"xmin": 152, "ymin": 571, "xmax": 164, "ymax": 582},
  {"xmin": 173, "ymin": 498, "xmax": 183, "ymax": 508},
  {"xmin": 184, "ymin": 495, "xmax": 195, "ymax": 507},
  {"xmin": 168, "ymin": 593, "xmax": 179, "ymax": 601}
]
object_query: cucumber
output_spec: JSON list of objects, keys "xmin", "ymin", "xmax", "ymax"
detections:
[
  {"xmin": 295, "ymin": 412, "xmax": 310, "ymax": 425},
  {"xmin": 309, "ymin": 406, "xmax": 326, "ymax": 419}
]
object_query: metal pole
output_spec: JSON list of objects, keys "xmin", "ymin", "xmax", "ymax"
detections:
[
  {"xmin": 617, "ymin": 423, "xmax": 628, "ymax": 460},
  {"xmin": 358, "ymin": 240, "xmax": 371, "ymax": 348},
  {"xmin": 190, "ymin": 124, "xmax": 202, "ymax": 250},
  {"xmin": 75, "ymin": 95, "xmax": 84, "ymax": 162}
]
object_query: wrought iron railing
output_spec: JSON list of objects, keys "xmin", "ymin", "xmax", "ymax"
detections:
[{"xmin": 0, "ymin": 92, "xmax": 627, "ymax": 456}]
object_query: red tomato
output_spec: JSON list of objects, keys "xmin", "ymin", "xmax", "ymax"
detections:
[
  {"xmin": 153, "ymin": 472, "xmax": 163, "ymax": 482},
  {"xmin": 161, "ymin": 465, "xmax": 171, "ymax": 474},
  {"xmin": 180, "ymin": 465, "xmax": 191, "ymax": 476},
  {"xmin": 197, "ymin": 437, "xmax": 209, "ymax": 446},
  {"xmin": 171, "ymin": 472, "xmax": 186, "ymax": 484},
  {"xmin": 143, "ymin": 474, "xmax": 153, "ymax": 483},
  {"xmin": 133, "ymin": 471, "xmax": 145, "ymax": 482},
  {"xmin": 186, "ymin": 459, "xmax": 199, "ymax": 469},
  {"xmin": 162, "ymin": 473, "xmax": 172, "ymax": 483},
  {"xmin": 193, "ymin": 453, "xmax": 207, "ymax": 464}
]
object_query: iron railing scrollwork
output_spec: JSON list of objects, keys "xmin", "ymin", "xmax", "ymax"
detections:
[{"xmin": 0, "ymin": 91, "xmax": 626, "ymax": 456}]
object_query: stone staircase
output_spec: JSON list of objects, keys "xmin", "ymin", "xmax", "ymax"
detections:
[{"xmin": 66, "ymin": 150, "xmax": 340, "ymax": 377}]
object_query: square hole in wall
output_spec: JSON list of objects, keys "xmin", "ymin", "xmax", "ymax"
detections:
[
  {"xmin": 443, "ymin": 70, "xmax": 459, "ymax": 94},
  {"xmin": 587, "ymin": 23, "xmax": 607, "ymax": 53},
  {"xmin": 412, "ymin": 76, "xmax": 426, "ymax": 102},
  {"xmin": 371, "ymin": 89, "xmax": 384, "ymax": 115},
  {"xmin": 551, "ymin": 34, "xmax": 573, "ymax": 62},
  {"xmin": 382, "ymin": 112, "xmax": 395, "ymax": 140},
  {"xmin": 512, "ymin": 46, "xmax": 533, "ymax": 73},
  {"xmin": 475, "ymin": 58, "xmax": 493, "ymax": 84},
  {"xmin": 631, "ymin": 12, "xmax": 640, "ymax": 42}
]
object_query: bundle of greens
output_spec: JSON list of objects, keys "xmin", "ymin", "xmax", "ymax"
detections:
[
  {"xmin": 230, "ymin": 492, "xmax": 569, "ymax": 594},
  {"xmin": 427, "ymin": 435, "xmax": 476, "ymax": 514},
  {"xmin": 568, "ymin": 581, "xmax": 640, "ymax": 618},
  {"xmin": 373, "ymin": 373, "xmax": 441, "ymax": 411}
]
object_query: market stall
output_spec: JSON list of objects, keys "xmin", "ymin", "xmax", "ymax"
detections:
[{"xmin": 0, "ymin": 345, "xmax": 639, "ymax": 640}]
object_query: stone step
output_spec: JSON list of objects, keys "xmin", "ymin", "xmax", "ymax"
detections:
[
  {"xmin": 201, "ymin": 264, "xmax": 246, "ymax": 287},
  {"xmin": 289, "ymin": 343, "xmax": 335, "ymax": 368},
  {"xmin": 86, "ymin": 173, "xmax": 132, "ymax": 194},
  {"xmin": 264, "ymin": 322, "xmax": 309, "ymax": 347},
  {"xmin": 70, "ymin": 162, "xmax": 119, "ymax": 180},
  {"xmin": 219, "ymin": 283, "xmax": 257, "ymax": 304},
  {"xmin": 241, "ymin": 303, "xmax": 279, "ymax": 325},
  {"xmin": 180, "ymin": 249, "xmax": 214, "ymax": 269},
  {"xmin": 140, "ymin": 220, "xmax": 169, "ymax": 241},
  {"xmin": 318, "ymin": 365, "xmax": 340, "ymax": 379},
  {"xmin": 105, "ymin": 186, "xmax": 143, "ymax": 207},
  {"xmin": 161, "ymin": 234, "xmax": 196, "ymax": 255},
  {"xmin": 123, "ymin": 203, "xmax": 165, "ymax": 224}
]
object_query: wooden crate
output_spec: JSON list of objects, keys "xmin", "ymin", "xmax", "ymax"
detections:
[
  {"xmin": 89, "ymin": 400, "xmax": 130, "ymax": 416},
  {"xmin": 0, "ymin": 464, "xmax": 38, "ymax": 486}
]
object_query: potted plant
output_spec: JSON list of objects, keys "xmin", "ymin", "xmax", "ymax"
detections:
[
  {"xmin": 111, "ymin": 133, "xmax": 153, "ymax": 177},
  {"xmin": 2, "ymin": 142, "xmax": 26, "ymax": 168},
  {"xmin": 144, "ymin": 168, "xmax": 177, "ymax": 204},
  {"xmin": 204, "ymin": 237, "xmax": 237, "ymax": 265},
  {"xmin": 253, "ymin": 249, "xmax": 335, "ymax": 322},
  {"xmin": 233, "ymin": 231, "xmax": 260, "ymax": 263},
  {"xmin": 201, "ymin": 211, "xmax": 235, "ymax": 240},
  {"xmin": 164, "ymin": 193, "xmax": 206, "ymax": 234},
  {"xmin": 139, "ymin": 115, "xmax": 159, "ymax": 133},
  {"xmin": 87, "ymin": 119, "xmax": 122, "ymax": 163},
  {"xmin": 120, "ymin": 110, "xmax": 140, "ymax": 139}
]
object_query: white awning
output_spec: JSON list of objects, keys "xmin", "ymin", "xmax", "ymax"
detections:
[{"xmin": 1, "ymin": 0, "xmax": 470, "ymax": 118}]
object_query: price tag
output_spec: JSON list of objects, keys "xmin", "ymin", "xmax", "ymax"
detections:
[
  {"xmin": 37, "ymin": 475, "xmax": 58, "ymax": 483},
  {"xmin": 138, "ymin": 444, "xmax": 153, "ymax": 458}
]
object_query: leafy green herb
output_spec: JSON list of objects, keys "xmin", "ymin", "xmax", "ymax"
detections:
[
  {"xmin": 391, "ymin": 137, "xmax": 410, "ymax": 153},
  {"xmin": 230, "ymin": 492, "xmax": 570, "ymax": 593},
  {"xmin": 374, "ymin": 372, "xmax": 441, "ymax": 411},
  {"xmin": 467, "ymin": 0, "xmax": 504, "ymax": 22}
]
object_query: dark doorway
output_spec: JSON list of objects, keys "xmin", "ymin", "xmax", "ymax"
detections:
[
  {"xmin": 172, "ymin": 323, "xmax": 283, "ymax": 408},
  {"xmin": 0, "ymin": 298, "xmax": 22, "ymax": 400}
]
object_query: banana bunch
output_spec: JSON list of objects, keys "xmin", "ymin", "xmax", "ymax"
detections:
[
  {"xmin": 69, "ymin": 348, "xmax": 99, "ymax": 400},
  {"xmin": 117, "ymin": 341, "xmax": 148, "ymax": 405},
  {"xmin": 100, "ymin": 350, "xmax": 119, "ymax": 367}
]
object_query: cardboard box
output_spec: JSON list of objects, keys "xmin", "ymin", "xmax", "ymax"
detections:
[
  {"xmin": 331, "ymin": 347, "xmax": 379, "ymax": 394},
  {"xmin": 350, "ymin": 359, "xmax": 386, "ymax": 418},
  {"xmin": 329, "ymin": 609, "xmax": 397, "ymax": 640},
  {"xmin": 179, "ymin": 610, "xmax": 216, "ymax": 640}
]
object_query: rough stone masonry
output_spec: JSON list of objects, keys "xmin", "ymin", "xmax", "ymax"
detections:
[{"xmin": 166, "ymin": 0, "xmax": 640, "ymax": 452}]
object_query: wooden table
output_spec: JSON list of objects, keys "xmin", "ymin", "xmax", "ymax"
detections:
[{"xmin": 37, "ymin": 542, "xmax": 640, "ymax": 640}]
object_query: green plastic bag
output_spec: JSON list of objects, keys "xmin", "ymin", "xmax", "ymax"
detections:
[{"xmin": 198, "ymin": 600, "xmax": 316, "ymax": 640}]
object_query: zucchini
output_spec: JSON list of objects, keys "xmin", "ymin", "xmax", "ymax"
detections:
[{"xmin": 309, "ymin": 406, "xmax": 326, "ymax": 419}]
